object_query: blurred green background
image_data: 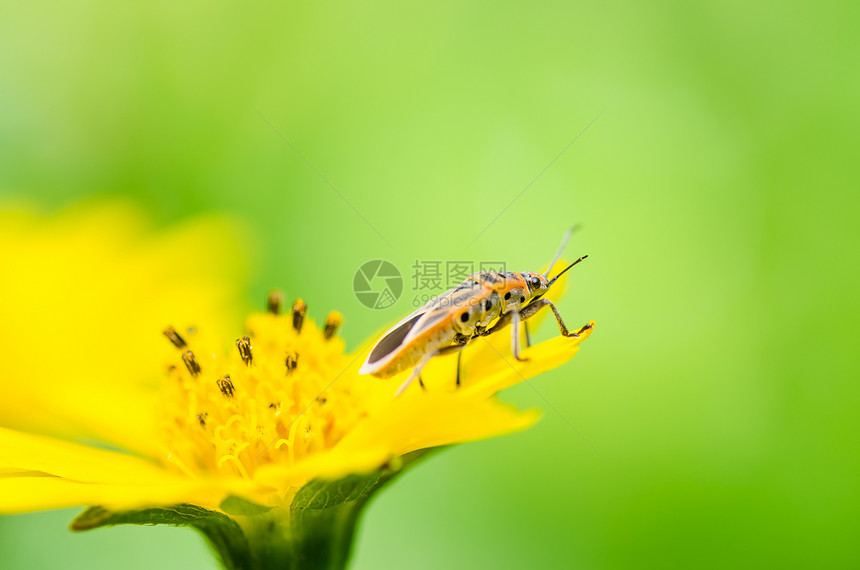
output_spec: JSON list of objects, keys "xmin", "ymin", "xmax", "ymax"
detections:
[{"xmin": 1, "ymin": 1, "xmax": 858, "ymax": 568}]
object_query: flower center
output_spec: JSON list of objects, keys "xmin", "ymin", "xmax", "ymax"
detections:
[{"xmin": 160, "ymin": 294, "xmax": 364, "ymax": 480}]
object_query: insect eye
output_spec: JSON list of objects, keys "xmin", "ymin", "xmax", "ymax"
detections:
[
  {"xmin": 460, "ymin": 312, "xmax": 469, "ymax": 322},
  {"xmin": 530, "ymin": 277, "xmax": 541, "ymax": 289}
]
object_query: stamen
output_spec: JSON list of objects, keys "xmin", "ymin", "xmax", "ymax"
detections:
[
  {"xmin": 285, "ymin": 352, "xmax": 299, "ymax": 374},
  {"xmin": 182, "ymin": 351, "xmax": 202, "ymax": 377},
  {"xmin": 161, "ymin": 304, "xmax": 383, "ymax": 482},
  {"xmin": 163, "ymin": 326, "xmax": 187, "ymax": 348},
  {"xmin": 323, "ymin": 311, "xmax": 343, "ymax": 340},
  {"xmin": 236, "ymin": 336, "xmax": 253, "ymax": 366},
  {"xmin": 267, "ymin": 290, "xmax": 284, "ymax": 314},
  {"xmin": 216, "ymin": 374, "xmax": 235, "ymax": 398},
  {"xmin": 292, "ymin": 298, "xmax": 307, "ymax": 332}
]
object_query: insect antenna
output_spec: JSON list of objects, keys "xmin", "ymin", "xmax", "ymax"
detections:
[
  {"xmin": 547, "ymin": 255, "xmax": 588, "ymax": 287},
  {"xmin": 544, "ymin": 224, "xmax": 581, "ymax": 277}
]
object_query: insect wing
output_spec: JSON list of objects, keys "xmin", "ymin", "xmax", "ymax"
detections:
[{"xmin": 359, "ymin": 280, "xmax": 478, "ymax": 375}]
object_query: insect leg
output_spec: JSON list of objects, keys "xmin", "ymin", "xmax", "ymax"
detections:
[
  {"xmin": 482, "ymin": 310, "xmax": 513, "ymax": 336},
  {"xmin": 518, "ymin": 299, "xmax": 592, "ymax": 338},
  {"xmin": 523, "ymin": 322, "xmax": 532, "ymax": 348},
  {"xmin": 395, "ymin": 350, "xmax": 438, "ymax": 397},
  {"xmin": 510, "ymin": 309, "xmax": 528, "ymax": 362},
  {"xmin": 433, "ymin": 342, "xmax": 468, "ymax": 387}
]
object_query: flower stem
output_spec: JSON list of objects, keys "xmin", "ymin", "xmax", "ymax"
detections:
[{"xmin": 200, "ymin": 502, "xmax": 367, "ymax": 570}]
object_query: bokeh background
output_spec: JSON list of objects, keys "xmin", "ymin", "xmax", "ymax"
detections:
[{"xmin": 1, "ymin": 1, "xmax": 857, "ymax": 568}]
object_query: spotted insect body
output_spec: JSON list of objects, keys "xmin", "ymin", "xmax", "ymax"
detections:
[{"xmin": 359, "ymin": 229, "xmax": 592, "ymax": 396}]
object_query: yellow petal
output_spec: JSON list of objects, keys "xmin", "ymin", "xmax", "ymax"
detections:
[
  {"xmin": 255, "ymin": 394, "xmax": 538, "ymax": 489},
  {"xmin": 462, "ymin": 321, "xmax": 596, "ymax": 398},
  {"xmin": 0, "ymin": 427, "xmax": 266, "ymax": 513},
  {"xmin": 253, "ymin": 446, "xmax": 392, "ymax": 491},
  {"xmin": 0, "ymin": 426, "xmax": 176, "ymax": 485},
  {"xmin": 0, "ymin": 203, "xmax": 245, "ymax": 457},
  {"xmin": 357, "ymin": 393, "xmax": 540, "ymax": 455},
  {"xmin": 0, "ymin": 476, "xmax": 231, "ymax": 515}
]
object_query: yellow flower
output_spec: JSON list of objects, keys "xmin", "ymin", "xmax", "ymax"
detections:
[{"xmin": 0, "ymin": 203, "xmax": 594, "ymax": 569}]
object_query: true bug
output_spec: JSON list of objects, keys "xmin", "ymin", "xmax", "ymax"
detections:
[{"xmin": 359, "ymin": 228, "xmax": 592, "ymax": 396}]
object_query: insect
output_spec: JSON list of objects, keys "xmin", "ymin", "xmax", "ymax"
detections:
[{"xmin": 359, "ymin": 228, "xmax": 592, "ymax": 396}]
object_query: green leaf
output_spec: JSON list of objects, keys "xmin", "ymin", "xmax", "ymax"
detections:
[
  {"xmin": 291, "ymin": 471, "xmax": 382, "ymax": 510},
  {"xmin": 71, "ymin": 503, "xmax": 229, "ymax": 530},
  {"xmin": 72, "ymin": 504, "xmax": 252, "ymax": 570},
  {"xmin": 291, "ymin": 448, "xmax": 435, "ymax": 512}
]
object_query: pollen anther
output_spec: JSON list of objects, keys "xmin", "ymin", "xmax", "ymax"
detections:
[
  {"xmin": 323, "ymin": 311, "xmax": 343, "ymax": 340},
  {"xmin": 163, "ymin": 326, "xmax": 187, "ymax": 348},
  {"xmin": 236, "ymin": 336, "xmax": 253, "ymax": 365},
  {"xmin": 292, "ymin": 298, "xmax": 307, "ymax": 332},
  {"xmin": 182, "ymin": 351, "xmax": 202, "ymax": 377},
  {"xmin": 285, "ymin": 352, "xmax": 299, "ymax": 374},
  {"xmin": 267, "ymin": 290, "xmax": 284, "ymax": 314},
  {"xmin": 216, "ymin": 374, "xmax": 235, "ymax": 397}
]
